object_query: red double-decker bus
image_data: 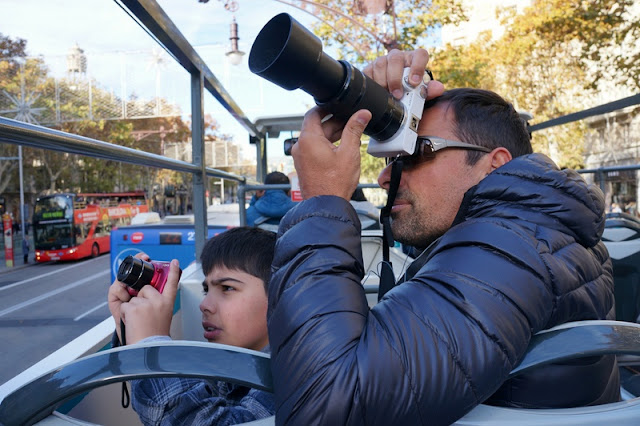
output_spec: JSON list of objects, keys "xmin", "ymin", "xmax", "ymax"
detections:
[{"xmin": 33, "ymin": 192, "xmax": 149, "ymax": 262}]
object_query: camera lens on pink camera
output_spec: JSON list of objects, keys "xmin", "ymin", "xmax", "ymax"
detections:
[{"xmin": 117, "ymin": 255, "xmax": 174, "ymax": 296}]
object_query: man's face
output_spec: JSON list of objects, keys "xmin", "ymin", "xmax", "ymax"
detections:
[
  {"xmin": 200, "ymin": 266, "xmax": 268, "ymax": 351},
  {"xmin": 378, "ymin": 102, "xmax": 489, "ymax": 248}
]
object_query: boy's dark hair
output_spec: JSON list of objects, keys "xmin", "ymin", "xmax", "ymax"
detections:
[
  {"xmin": 426, "ymin": 88, "xmax": 533, "ymax": 165},
  {"xmin": 200, "ymin": 227, "xmax": 276, "ymax": 290}
]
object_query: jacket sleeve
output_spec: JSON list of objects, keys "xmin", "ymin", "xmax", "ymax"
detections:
[{"xmin": 268, "ymin": 196, "xmax": 555, "ymax": 426}]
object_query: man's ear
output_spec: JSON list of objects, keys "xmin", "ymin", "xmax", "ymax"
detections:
[
  {"xmin": 256, "ymin": 189, "xmax": 265, "ymax": 198},
  {"xmin": 488, "ymin": 147, "xmax": 512, "ymax": 172}
]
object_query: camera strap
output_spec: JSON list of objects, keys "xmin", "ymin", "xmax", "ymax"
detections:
[
  {"xmin": 119, "ymin": 319, "xmax": 131, "ymax": 409},
  {"xmin": 378, "ymin": 158, "xmax": 403, "ymax": 301}
]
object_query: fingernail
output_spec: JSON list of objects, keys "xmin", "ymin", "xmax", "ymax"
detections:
[
  {"xmin": 356, "ymin": 113, "xmax": 369, "ymax": 126},
  {"xmin": 392, "ymin": 89, "xmax": 403, "ymax": 99},
  {"xmin": 411, "ymin": 74, "xmax": 421, "ymax": 85}
]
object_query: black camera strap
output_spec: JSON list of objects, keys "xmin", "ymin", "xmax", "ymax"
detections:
[
  {"xmin": 378, "ymin": 158, "xmax": 403, "ymax": 301},
  {"xmin": 119, "ymin": 319, "xmax": 131, "ymax": 409}
]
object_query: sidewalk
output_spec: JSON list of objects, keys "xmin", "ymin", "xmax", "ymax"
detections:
[{"xmin": 0, "ymin": 234, "xmax": 34, "ymax": 275}]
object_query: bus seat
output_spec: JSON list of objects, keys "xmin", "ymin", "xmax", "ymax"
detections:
[
  {"xmin": 455, "ymin": 320, "xmax": 640, "ymax": 425},
  {"xmin": 5, "ymin": 321, "xmax": 639, "ymax": 426},
  {"xmin": 174, "ymin": 262, "xmax": 207, "ymax": 342},
  {"xmin": 602, "ymin": 213, "xmax": 640, "ymax": 323}
]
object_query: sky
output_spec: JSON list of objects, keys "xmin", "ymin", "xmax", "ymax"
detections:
[{"xmin": 0, "ymin": 0, "xmax": 325, "ymax": 170}]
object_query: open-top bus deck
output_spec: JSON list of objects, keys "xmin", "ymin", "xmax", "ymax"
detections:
[{"xmin": 1, "ymin": 0, "xmax": 640, "ymax": 424}]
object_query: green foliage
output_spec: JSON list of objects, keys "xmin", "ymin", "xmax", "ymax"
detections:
[
  {"xmin": 304, "ymin": 0, "xmax": 466, "ymax": 63},
  {"xmin": 305, "ymin": 1, "xmax": 639, "ymax": 169},
  {"xmin": 431, "ymin": 0, "xmax": 640, "ymax": 169},
  {"xmin": 360, "ymin": 140, "xmax": 386, "ymax": 182},
  {"xmin": 0, "ymin": 33, "xmax": 226, "ymax": 197}
]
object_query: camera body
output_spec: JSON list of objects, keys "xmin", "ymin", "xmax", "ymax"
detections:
[
  {"xmin": 367, "ymin": 68, "xmax": 430, "ymax": 157},
  {"xmin": 117, "ymin": 255, "xmax": 179, "ymax": 296},
  {"xmin": 249, "ymin": 13, "xmax": 431, "ymax": 158}
]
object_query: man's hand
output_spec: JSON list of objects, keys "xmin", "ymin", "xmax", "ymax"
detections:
[
  {"xmin": 291, "ymin": 107, "xmax": 371, "ymax": 200},
  {"xmin": 363, "ymin": 48, "xmax": 444, "ymax": 100},
  {"xmin": 291, "ymin": 49, "xmax": 444, "ymax": 201}
]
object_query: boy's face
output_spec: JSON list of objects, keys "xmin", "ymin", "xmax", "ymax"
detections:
[{"xmin": 200, "ymin": 266, "xmax": 268, "ymax": 351}]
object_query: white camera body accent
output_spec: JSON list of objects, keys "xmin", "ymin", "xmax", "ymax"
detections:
[{"xmin": 367, "ymin": 68, "xmax": 430, "ymax": 158}]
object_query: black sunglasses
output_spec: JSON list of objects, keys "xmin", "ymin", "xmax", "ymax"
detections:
[{"xmin": 385, "ymin": 136, "xmax": 492, "ymax": 168}]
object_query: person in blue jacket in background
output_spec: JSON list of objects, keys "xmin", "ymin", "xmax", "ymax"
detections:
[{"xmin": 246, "ymin": 171, "xmax": 297, "ymax": 228}]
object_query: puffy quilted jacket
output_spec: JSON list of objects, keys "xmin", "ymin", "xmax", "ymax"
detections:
[
  {"xmin": 246, "ymin": 190, "xmax": 297, "ymax": 227},
  {"xmin": 268, "ymin": 153, "xmax": 618, "ymax": 425}
]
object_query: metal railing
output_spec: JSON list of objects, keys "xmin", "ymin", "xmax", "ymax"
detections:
[
  {"xmin": 0, "ymin": 114, "xmax": 248, "ymax": 260},
  {"xmin": 237, "ymin": 182, "xmax": 380, "ymax": 226},
  {"xmin": 1, "ymin": 0, "xmax": 267, "ymax": 260},
  {"xmin": 2, "ymin": 0, "xmax": 638, "ymax": 259}
]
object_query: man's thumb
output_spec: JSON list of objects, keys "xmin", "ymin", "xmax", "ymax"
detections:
[{"xmin": 344, "ymin": 110, "xmax": 371, "ymax": 142}]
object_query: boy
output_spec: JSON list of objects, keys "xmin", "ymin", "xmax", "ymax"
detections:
[{"xmin": 108, "ymin": 227, "xmax": 276, "ymax": 425}]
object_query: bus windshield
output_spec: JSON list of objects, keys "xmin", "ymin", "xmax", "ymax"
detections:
[
  {"xmin": 34, "ymin": 222, "xmax": 74, "ymax": 250},
  {"xmin": 33, "ymin": 194, "xmax": 75, "ymax": 250}
]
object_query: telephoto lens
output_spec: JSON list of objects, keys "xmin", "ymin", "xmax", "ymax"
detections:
[
  {"xmin": 117, "ymin": 255, "xmax": 175, "ymax": 296},
  {"xmin": 249, "ymin": 13, "xmax": 404, "ymax": 142}
]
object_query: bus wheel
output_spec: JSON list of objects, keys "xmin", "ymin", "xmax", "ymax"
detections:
[{"xmin": 91, "ymin": 243, "xmax": 99, "ymax": 258}]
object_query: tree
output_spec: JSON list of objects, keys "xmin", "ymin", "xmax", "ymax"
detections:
[
  {"xmin": 0, "ymin": 33, "xmax": 30, "ymax": 195},
  {"xmin": 0, "ymin": 32, "xmax": 27, "ymax": 82},
  {"xmin": 303, "ymin": 1, "xmax": 639, "ymax": 169},
  {"xmin": 360, "ymin": 142, "xmax": 385, "ymax": 182},
  {"xmin": 429, "ymin": 0, "xmax": 640, "ymax": 169},
  {"xmin": 302, "ymin": 0, "xmax": 467, "ymax": 63}
]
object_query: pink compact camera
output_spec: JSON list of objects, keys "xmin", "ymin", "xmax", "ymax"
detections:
[{"xmin": 117, "ymin": 255, "xmax": 180, "ymax": 296}]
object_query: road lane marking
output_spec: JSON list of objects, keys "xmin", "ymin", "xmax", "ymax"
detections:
[
  {"xmin": 74, "ymin": 301, "xmax": 108, "ymax": 321},
  {"xmin": 0, "ymin": 257, "xmax": 106, "ymax": 292},
  {"xmin": 0, "ymin": 270, "xmax": 110, "ymax": 318}
]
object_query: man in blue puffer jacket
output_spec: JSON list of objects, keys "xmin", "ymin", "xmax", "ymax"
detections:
[
  {"xmin": 267, "ymin": 50, "xmax": 619, "ymax": 425},
  {"xmin": 246, "ymin": 171, "xmax": 297, "ymax": 228}
]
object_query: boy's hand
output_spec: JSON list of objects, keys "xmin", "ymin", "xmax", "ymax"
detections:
[
  {"xmin": 108, "ymin": 280, "xmax": 131, "ymax": 343},
  {"xmin": 119, "ymin": 259, "xmax": 181, "ymax": 344},
  {"xmin": 108, "ymin": 252, "xmax": 151, "ymax": 343}
]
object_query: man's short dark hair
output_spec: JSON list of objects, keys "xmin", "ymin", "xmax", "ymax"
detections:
[
  {"xmin": 426, "ymin": 88, "xmax": 533, "ymax": 165},
  {"xmin": 264, "ymin": 171, "xmax": 290, "ymax": 195},
  {"xmin": 200, "ymin": 227, "xmax": 276, "ymax": 290}
]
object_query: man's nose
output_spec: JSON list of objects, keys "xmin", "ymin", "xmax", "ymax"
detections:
[{"xmin": 378, "ymin": 162, "xmax": 393, "ymax": 191}]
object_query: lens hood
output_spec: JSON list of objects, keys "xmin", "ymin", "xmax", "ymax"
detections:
[{"xmin": 250, "ymin": 13, "xmax": 404, "ymax": 142}]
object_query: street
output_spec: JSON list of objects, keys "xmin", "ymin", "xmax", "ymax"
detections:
[{"xmin": 0, "ymin": 254, "xmax": 111, "ymax": 386}]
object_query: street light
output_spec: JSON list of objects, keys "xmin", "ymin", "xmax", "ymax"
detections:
[
  {"xmin": 198, "ymin": 0, "xmax": 399, "ymax": 61},
  {"xmin": 225, "ymin": 17, "xmax": 245, "ymax": 66}
]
